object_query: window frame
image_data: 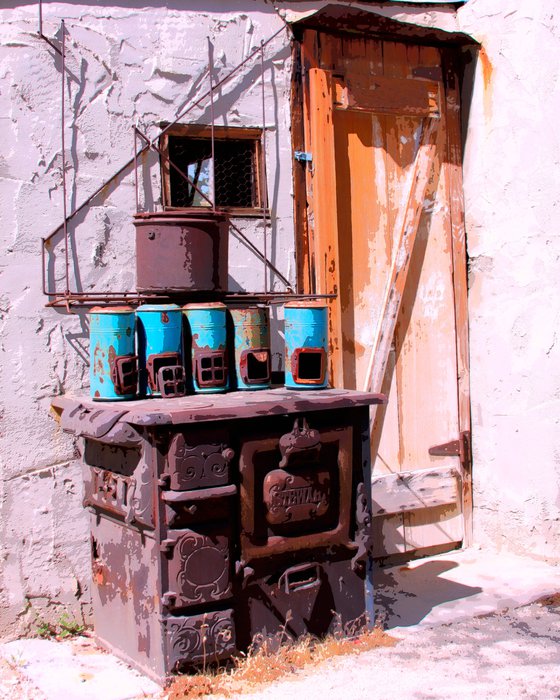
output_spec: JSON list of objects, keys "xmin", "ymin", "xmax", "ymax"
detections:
[{"xmin": 159, "ymin": 124, "xmax": 268, "ymax": 217}]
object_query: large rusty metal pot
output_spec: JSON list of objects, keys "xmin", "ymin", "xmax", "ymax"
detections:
[{"xmin": 134, "ymin": 210, "xmax": 228, "ymax": 293}]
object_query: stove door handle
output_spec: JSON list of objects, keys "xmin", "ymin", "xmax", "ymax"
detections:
[
  {"xmin": 161, "ymin": 484, "xmax": 237, "ymax": 503},
  {"xmin": 279, "ymin": 562, "xmax": 322, "ymax": 595}
]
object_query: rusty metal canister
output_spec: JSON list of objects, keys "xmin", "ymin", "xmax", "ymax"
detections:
[
  {"xmin": 183, "ymin": 302, "xmax": 229, "ymax": 394},
  {"xmin": 284, "ymin": 301, "xmax": 328, "ymax": 389},
  {"xmin": 230, "ymin": 306, "xmax": 271, "ymax": 390},
  {"xmin": 134, "ymin": 211, "xmax": 228, "ymax": 293},
  {"xmin": 136, "ymin": 303, "xmax": 185, "ymax": 398},
  {"xmin": 89, "ymin": 306, "xmax": 137, "ymax": 401}
]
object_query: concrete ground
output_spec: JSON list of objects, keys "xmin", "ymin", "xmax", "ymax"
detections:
[{"xmin": 1, "ymin": 547, "xmax": 558, "ymax": 700}]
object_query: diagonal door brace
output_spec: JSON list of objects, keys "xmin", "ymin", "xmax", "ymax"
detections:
[{"xmin": 363, "ymin": 115, "xmax": 439, "ymax": 394}]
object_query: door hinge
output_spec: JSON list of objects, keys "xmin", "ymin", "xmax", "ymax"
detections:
[
  {"xmin": 429, "ymin": 430, "xmax": 471, "ymax": 467},
  {"xmin": 294, "ymin": 151, "xmax": 313, "ymax": 163}
]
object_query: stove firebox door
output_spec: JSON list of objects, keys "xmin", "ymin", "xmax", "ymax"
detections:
[{"xmin": 160, "ymin": 525, "xmax": 232, "ymax": 610}]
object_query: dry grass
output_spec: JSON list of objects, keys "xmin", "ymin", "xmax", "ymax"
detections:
[
  {"xmin": 167, "ymin": 625, "xmax": 397, "ymax": 700},
  {"xmin": 536, "ymin": 592, "xmax": 560, "ymax": 608}
]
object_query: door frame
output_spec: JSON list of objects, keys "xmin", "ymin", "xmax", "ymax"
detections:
[{"xmin": 290, "ymin": 25, "xmax": 475, "ymax": 551}]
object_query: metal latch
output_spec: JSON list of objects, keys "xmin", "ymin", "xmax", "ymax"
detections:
[{"xmin": 294, "ymin": 151, "xmax": 313, "ymax": 163}]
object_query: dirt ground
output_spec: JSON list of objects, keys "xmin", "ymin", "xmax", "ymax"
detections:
[
  {"xmin": 2, "ymin": 598, "xmax": 558, "ymax": 700},
  {"xmin": 204, "ymin": 598, "xmax": 560, "ymax": 700}
]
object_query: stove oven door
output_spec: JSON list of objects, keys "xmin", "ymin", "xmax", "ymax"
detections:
[{"xmin": 238, "ymin": 419, "xmax": 354, "ymax": 561}]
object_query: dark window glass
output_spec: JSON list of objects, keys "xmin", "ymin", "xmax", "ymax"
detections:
[{"xmin": 167, "ymin": 136, "xmax": 257, "ymax": 208}]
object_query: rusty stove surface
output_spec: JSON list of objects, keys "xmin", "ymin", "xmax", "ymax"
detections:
[{"xmin": 52, "ymin": 389, "xmax": 385, "ymax": 684}]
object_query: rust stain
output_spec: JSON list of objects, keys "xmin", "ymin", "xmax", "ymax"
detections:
[
  {"xmin": 93, "ymin": 342, "xmax": 104, "ymax": 378},
  {"xmin": 92, "ymin": 562, "xmax": 107, "ymax": 586},
  {"xmin": 108, "ymin": 345, "xmax": 116, "ymax": 368},
  {"xmin": 479, "ymin": 46, "xmax": 493, "ymax": 119}
]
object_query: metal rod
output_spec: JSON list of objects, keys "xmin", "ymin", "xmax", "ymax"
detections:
[
  {"xmin": 61, "ymin": 20, "xmax": 69, "ymax": 295},
  {"xmin": 40, "ymin": 34, "xmax": 62, "ymax": 56},
  {"xmin": 230, "ymin": 220, "xmax": 291, "ymax": 289},
  {"xmin": 43, "ymin": 24, "xmax": 288, "ymax": 246},
  {"xmin": 42, "ymin": 24, "xmax": 290, "ymax": 300},
  {"xmin": 41, "ymin": 237, "xmax": 47, "ymax": 295},
  {"xmin": 260, "ymin": 40, "xmax": 269, "ymax": 294},
  {"xmin": 38, "ymin": 0, "xmax": 62, "ymax": 56},
  {"xmin": 208, "ymin": 37, "xmax": 216, "ymax": 212},
  {"xmin": 45, "ymin": 291, "xmax": 334, "ymax": 309},
  {"xmin": 157, "ymin": 25, "xmax": 286, "ymax": 142},
  {"xmin": 135, "ymin": 126, "xmax": 292, "ymax": 288},
  {"xmin": 133, "ymin": 125, "xmax": 139, "ymax": 212},
  {"xmin": 135, "ymin": 126, "xmax": 214, "ymax": 208},
  {"xmin": 43, "ymin": 148, "xmax": 146, "ymax": 244}
]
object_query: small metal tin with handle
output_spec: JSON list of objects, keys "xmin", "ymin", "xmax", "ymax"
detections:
[
  {"xmin": 284, "ymin": 301, "xmax": 328, "ymax": 389},
  {"xmin": 183, "ymin": 302, "xmax": 229, "ymax": 394},
  {"xmin": 230, "ymin": 306, "xmax": 271, "ymax": 390},
  {"xmin": 89, "ymin": 306, "xmax": 138, "ymax": 401},
  {"xmin": 136, "ymin": 303, "xmax": 186, "ymax": 398}
]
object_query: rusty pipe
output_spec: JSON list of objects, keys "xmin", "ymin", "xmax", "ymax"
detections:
[
  {"xmin": 134, "ymin": 125, "xmax": 139, "ymax": 212},
  {"xmin": 208, "ymin": 37, "xmax": 216, "ymax": 212},
  {"xmin": 260, "ymin": 41, "xmax": 269, "ymax": 294},
  {"xmin": 61, "ymin": 20, "xmax": 69, "ymax": 295},
  {"xmin": 38, "ymin": 0, "xmax": 62, "ymax": 56}
]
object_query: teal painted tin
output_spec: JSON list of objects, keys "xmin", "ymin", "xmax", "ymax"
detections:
[
  {"xmin": 284, "ymin": 301, "xmax": 328, "ymax": 390},
  {"xmin": 183, "ymin": 302, "xmax": 229, "ymax": 394},
  {"xmin": 89, "ymin": 306, "xmax": 137, "ymax": 401},
  {"xmin": 230, "ymin": 306, "xmax": 271, "ymax": 390},
  {"xmin": 136, "ymin": 303, "xmax": 185, "ymax": 397}
]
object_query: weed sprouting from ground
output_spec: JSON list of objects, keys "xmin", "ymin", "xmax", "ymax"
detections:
[
  {"xmin": 167, "ymin": 624, "xmax": 397, "ymax": 699},
  {"xmin": 34, "ymin": 613, "xmax": 85, "ymax": 640}
]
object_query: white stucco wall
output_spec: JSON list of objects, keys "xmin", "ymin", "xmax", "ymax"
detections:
[
  {"xmin": 0, "ymin": 1, "xmax": 292, "ymax": 638},
  {"xmin": 457, "ymin": 0, "xmax": 560, "ymax": 560},
  {"xmin": 0, "ymin": 0, "xmax": 558, "ymax": 639}
]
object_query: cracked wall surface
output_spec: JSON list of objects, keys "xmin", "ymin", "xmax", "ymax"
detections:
[
  {"xmin": 457, "ymin": 0, "xmax": 560, "ymax": 561},
  {"xmin": 0, "ymin": 0, "xmax": 558, "ymax": 639}
]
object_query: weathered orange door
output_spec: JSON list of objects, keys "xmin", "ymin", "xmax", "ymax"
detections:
[{"xmin": 297, "ymin": 31, "xmax": 471, "ymax": 558}]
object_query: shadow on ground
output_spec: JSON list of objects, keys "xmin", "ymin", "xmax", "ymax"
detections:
[{"xmin": 374, "ymin": 559, "xmax": 483, "ymax": 628}]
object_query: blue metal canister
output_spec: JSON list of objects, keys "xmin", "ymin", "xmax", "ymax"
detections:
[
  {"xmin": 183, "ymin": 302, "xmax": 229, "ymax": 394},
  {"xmin": 89, "ymin": 306, "xmax": 137, "ymax": 401},
  {"xmin": 230, "ymin": 306, "xmax": 271, "ymax": 390},
  {"xmin": 136, "ymin": 303, "xmax": 185, "ymax": 398},
  {"xmin": 284, "ymin": 301, "xmax": 328, "ymax": 389}
]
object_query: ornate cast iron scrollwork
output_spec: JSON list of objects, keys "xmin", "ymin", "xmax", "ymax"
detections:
[
  {"xmin": 168, "ymin": 432, "xmax": 234, "ymax": 489},
  {"xmin": 278, "ymin": 418, "xmax": 321, "ymax": 468},
  {"xmin": 351, "ymin": 482, "xmax": 372, "ymax": 572},
  {"xmin": 165, "ymin": 610, "xmax": 236, "ymax": 669}
]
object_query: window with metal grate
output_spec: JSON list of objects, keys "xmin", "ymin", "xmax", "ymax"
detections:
[{"xmin": 160, "ymin": 125, "xmax": 266, "ymax": 214}]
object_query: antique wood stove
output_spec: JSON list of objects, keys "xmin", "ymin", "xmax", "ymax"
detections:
[{"xmin": 52, "ymin": 388, "xmax": 385, "ymax": 683}]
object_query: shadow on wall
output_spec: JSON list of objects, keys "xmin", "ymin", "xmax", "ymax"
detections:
[
  {"xmin": 374, "ymin": 559, "xmax": 483, "ymax": 629},
  {"xmin": 42, "ymin": 24, "xmax": 290, "ymax": 300}
]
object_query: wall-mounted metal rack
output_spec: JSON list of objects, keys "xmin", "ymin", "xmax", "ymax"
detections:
[{"xmin": 37, "ymin": 3, "xmax": 315, "ymax": 311}]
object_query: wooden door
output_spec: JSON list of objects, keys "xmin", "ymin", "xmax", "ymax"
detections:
[{"xmin": 297, "ymin": 31, "xmax": 471, "ymax": 558}]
